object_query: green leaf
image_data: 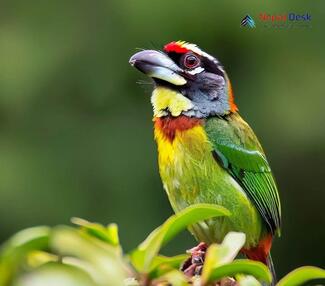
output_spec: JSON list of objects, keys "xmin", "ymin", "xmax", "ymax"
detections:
[
  {"xmin": 149, "ymin": 254, "xmax": 189, "ymax": 278},
  {"xmin": 50, "ymin": 226, "xmax": 128, "ymax": 286},
  {"xmin": 124, "ymin": 277, "xmax": 140, "ymax": 286},
  {"xmin": 202, "ymin": 232, "xmax": 246, "ymax": 282},
  {"xmin": 151, "ymin": 269, "xmax": 189, "ymax": 286},
  {"xmin": 277, "ymin": 266, "xmax": 325, "ymax": 286},
  {"xmin": 12, "ymin": 262, "xmax": 96, "ymax": 286},
  {"xmin": 0, "ymin": 226, "xmax": 50, "ymax": 285},
  {"xmin": 237, "ymin": 274, "xmax": 262, "ymax": 286},
  {"xmin": 129, "ymin": 204, "xmax": 230, "ymax": 273},
  {"xmin": 72, "ymin": 217, "xmax": 119, "ymax": 246},
  {"xmin": 26, "ymin": 250, "xmax": 58, "ymax": 268},
  {"xmin": 204, "ymin": 259, "xmax": 271, "ymax": 284}
]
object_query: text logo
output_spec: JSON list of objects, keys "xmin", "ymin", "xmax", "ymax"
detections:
[
  {"xmin": 259, "ymin": 12, "xmax": 312, "ymax": 29},
  {"xmin": 241, "ymin": 15, "xmax": 256, "ymax": 28},
  {"xmin": 259, "ymin": 12, "xmax": 312, "ymax": 22}
]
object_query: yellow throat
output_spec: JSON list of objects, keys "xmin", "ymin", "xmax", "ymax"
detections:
[{"xmin": 151, "ymin": 87, "xmax": 193, "ymax": 117}]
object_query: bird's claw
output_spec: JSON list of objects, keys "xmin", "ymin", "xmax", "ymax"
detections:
[{"xmin": 181, "ymin": 242, "xmax": 207, "ymax": 277}]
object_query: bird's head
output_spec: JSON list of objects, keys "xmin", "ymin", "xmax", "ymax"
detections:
[{"xmin": 129, "ymin": 41, "xmax": 237, "ymax": 118}]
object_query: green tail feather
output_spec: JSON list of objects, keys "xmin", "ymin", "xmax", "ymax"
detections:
[{"xmin": 266, "ymin": 254, "xmax": 277, "ymax": 286}]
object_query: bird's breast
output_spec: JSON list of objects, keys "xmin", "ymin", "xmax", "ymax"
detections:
[
  {"xmin": 153, "ymin": 115, "xmax": 262, "ymax": 245},
  {"xmin": 154, "ymin": 115, "xmax": 203, "ymax": 142},
  {"xmin": 153, "ymin": 116, "xmax": 208, "ymax": 168},
  {"xmin": 154, "ymin": 116, "xmax": 216, "ymax": 207}
]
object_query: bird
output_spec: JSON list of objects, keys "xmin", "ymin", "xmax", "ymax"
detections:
[{"xmin": 129, "ymin": 41, "xmax": 281, "ymax": 284}]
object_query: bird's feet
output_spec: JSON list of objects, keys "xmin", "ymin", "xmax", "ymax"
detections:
[
  {"xmin": 181, "ymin": 242, "xmax": 207, "ymax": 277},
  {"xmin": 181, "ymin": 242, "xmax": 238, "ymax": 286}
]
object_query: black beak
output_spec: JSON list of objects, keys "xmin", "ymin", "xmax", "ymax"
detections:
[{"xmin": 129, "ymin": 50, "xmax": 187, "ymax": 86}]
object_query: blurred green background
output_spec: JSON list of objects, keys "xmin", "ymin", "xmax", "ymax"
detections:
[{"xmin": 0, "ymin": 0, "xmax": 324, "ymax": 279}]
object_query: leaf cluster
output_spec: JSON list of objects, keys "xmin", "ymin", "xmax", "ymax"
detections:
[{"xmin": 0, "ymin": 204, "xmax": 323, "ymax": 286}]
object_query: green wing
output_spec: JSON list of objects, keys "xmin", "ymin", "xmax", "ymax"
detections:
[{"xmin": 205, "ymin": 113, "xmax": 281, "ymax": 236}]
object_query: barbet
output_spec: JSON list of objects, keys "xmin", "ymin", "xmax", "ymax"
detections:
[{"xmin": 129, "ymin": 41, "xmax": 281, "ymax": 283}]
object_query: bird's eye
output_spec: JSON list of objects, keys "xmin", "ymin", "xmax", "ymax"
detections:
[{"xmin": 183, "ymin": 54, "xmax": 200, "ymax": 69}]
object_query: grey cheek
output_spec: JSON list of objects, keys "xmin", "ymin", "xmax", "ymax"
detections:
[
  {"xmin": 183, "ymin": 110, "xmax": 196, "ymax": 117},
  {"xmin": 216, "ymin": 76, "xmax": 225, "ymax": 86},
  {"xmin": 180, "ymin": 75, "xmax": 230, "ymax": 117},
  {"xmin": 201, "ymin": 73, "xmax": 225, "ymax": 87},
  {"xmin": 208, "ymin": 90, "xmax": 219, "ymax": 100}
]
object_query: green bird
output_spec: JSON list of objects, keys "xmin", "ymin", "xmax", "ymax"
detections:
[{"xmin": 129, "ymin": 41, "xmax": 281, "ymax": 283}]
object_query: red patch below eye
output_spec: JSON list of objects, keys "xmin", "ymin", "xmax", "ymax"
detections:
[{"xmin": 164, "ymin": 42, "xmax": 189, "ymax": 53}]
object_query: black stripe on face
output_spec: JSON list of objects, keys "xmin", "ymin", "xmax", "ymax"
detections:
[
  {"xmin": 166, "ymin": 50, "xmax": 225, "ymax": 77},
  {"xmin": 201, "ymin": 57, "xmax": 225, "ymax": 77},
  {"xmin": 165, "ymin": 51, "xmax": 183, "ymax": 66}
]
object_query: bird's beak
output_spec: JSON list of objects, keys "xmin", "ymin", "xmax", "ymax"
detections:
[{"xmin": 129, "ymin": 50, "xmax": 187, "ymax": 86}]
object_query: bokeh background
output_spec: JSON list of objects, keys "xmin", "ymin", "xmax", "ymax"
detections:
[{"xmin": 0, "ymin": 0, "xmax": 324, "ymax": 278}]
